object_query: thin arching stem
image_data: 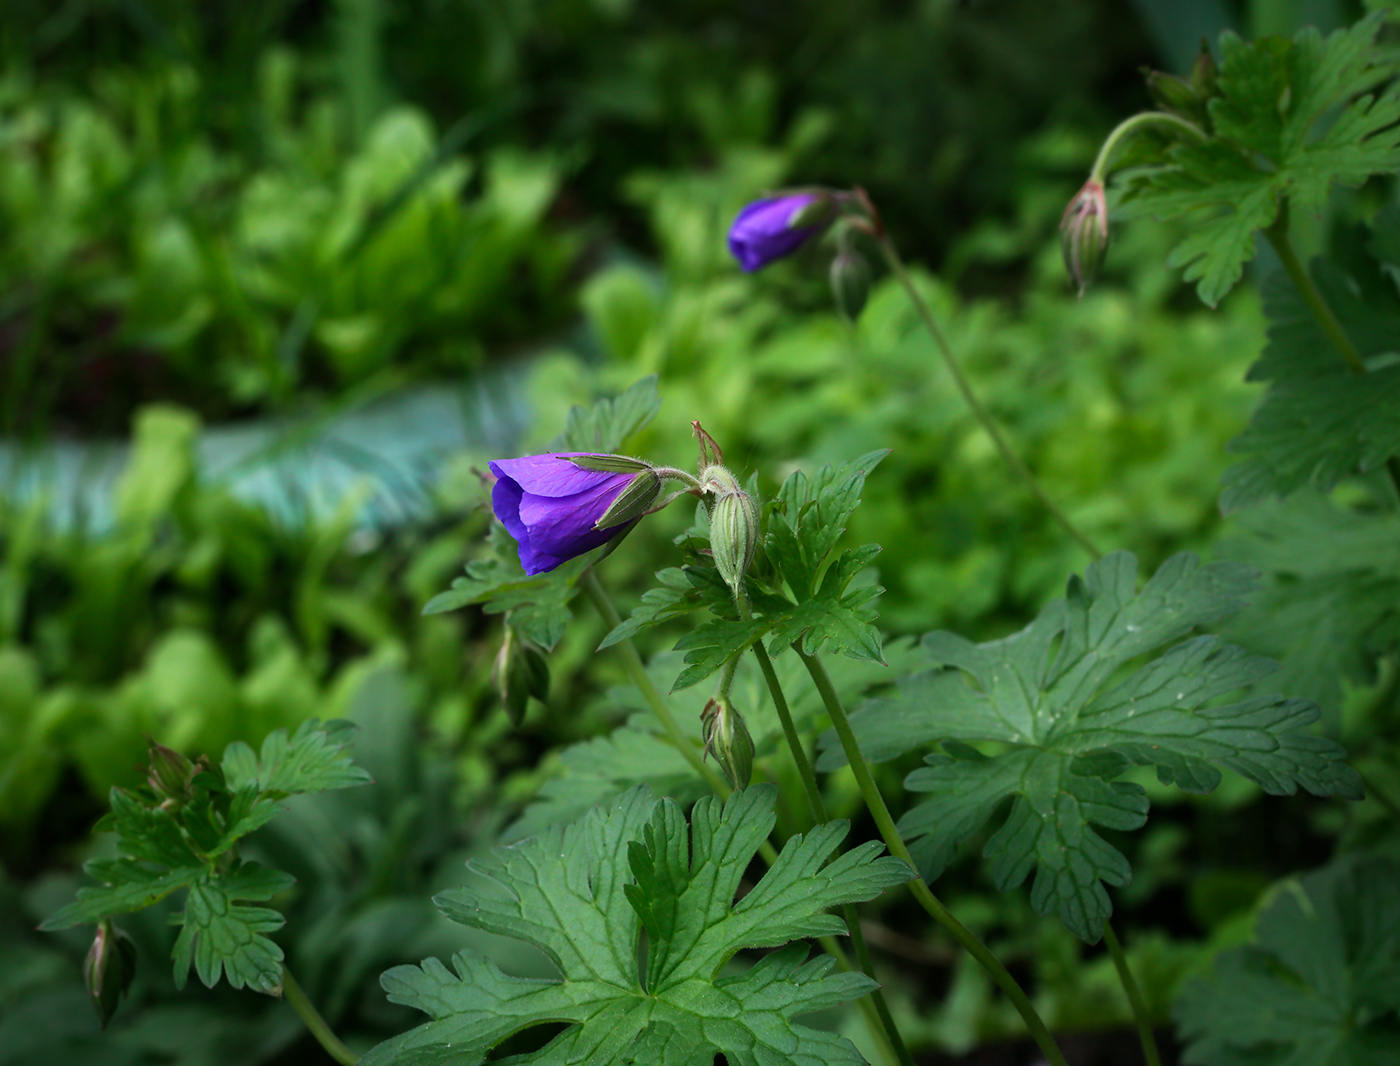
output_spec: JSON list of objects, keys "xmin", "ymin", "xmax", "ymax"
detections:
[
  {"xmin": 282, "ymin": 966, "xmax": 358, "ymax": 1066},
  {"xmin": 749, "ymin": 635, "xmax": 917, "ymax": 1066},
  {"xmin": 875, "ymin": 235, "xmax": 1103, "ymax": 560},
  {"xmin": 797, "ymin": 648, "xmax": 1070, "ymax": 1066},
  {"xmin": 1089, "ymin": 111, "xmax": 1205, "ymax": 184},
  {"xmin": 1102, "ymin": 922, "xmax": 1162, "ymax": 1066}
]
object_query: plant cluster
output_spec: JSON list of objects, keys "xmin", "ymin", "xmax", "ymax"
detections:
[{"xmin": 20, "ymin": 8, "xmax": 1400, "ymax": 1066}]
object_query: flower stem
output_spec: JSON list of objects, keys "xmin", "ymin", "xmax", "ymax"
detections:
[
  {"xmin": 579, "ymin": 568, "xmax": 732, "ymax": 799},
  {"xmin": 876, "ymin": 236, "xmax": 1102, "ymax": 560},
  {"xmin": 1102, "ymin": 922, "xmax": 1161, "ymax": 1066},
  {"xmin": 749, "ymin": 637, "xmax": 916, "ymax": 1066},
  {"xmin": 797, "ymin": 648, "xmax": 1069, "ymax": 1066},
  {"xmin": 281, "ymin": 966, "xmax": 358, "ymax": 1066},
  {"xmin": 1263, "ymin": 217, "xmax": 1400, "ymax": 500},
  {"xmin": 1089, "ymin": 111, "xmax": 1205, "ymax": 184}
]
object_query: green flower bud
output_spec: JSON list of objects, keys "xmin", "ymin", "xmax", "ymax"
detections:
[
  {"xmin": 85, "ymin": 919, "xmax": 137, "ymax": 1029},
  {"xmin": 1191, "ymin": 42, "xmax": 1218, "ymax": 98},
  {"xmin": 829, "ymin": 249, "xmax": 872, "ymax": 322},
  {"xmin": 1059, "ymin": 180, "xmax": 1108, "ymax": 296},
  {"xmin": 701, "ymin": 696, "xmax": 755, "ymax": 790},
  {"xmin": 492, "ymin": 627, "xmax": 550, "ymax": 727},
  {"xmin": 701, "ymin": 464, "xmax": 759, "ymax": 593},
  {"xmin": 147, "ymin": 741, "xmax": 196, "ymax": 805},
  {"xmin": 591, "ymin": 466, "xmax": 664, "ymax": 530}
]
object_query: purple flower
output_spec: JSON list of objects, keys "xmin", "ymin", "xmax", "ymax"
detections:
[
  {"xmin": 490, "ymin": 453, "xmax": 657, "ymax": 575},
  {"xmin": 728, "ymin": 193, "xmax": 834, "ymax": 272}
]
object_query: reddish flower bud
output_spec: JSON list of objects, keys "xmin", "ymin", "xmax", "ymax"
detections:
[{"xmin": 1059, "ymin": 180, "xmax": 1109, "ymax": 296}]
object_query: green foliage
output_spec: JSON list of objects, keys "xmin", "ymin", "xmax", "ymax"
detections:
[
  {"xmin": 509, "ymin": 645, "xmax": 920, "ymax": 840},
  {"xmin": 1175, "ymin": 854, "xmax": 1400, "ymax": 1065},
  {"xmin": 0, "ymin": 56, "xmax": 574, "ymax": 429},
  {"xmin": 1120, "ymin": 15, "xmax": 1400, "ymax": 306},
  {"xmin": 41, "ymin": 721, "xmax": 370, "ymax": 995},
  {"xmin": 821, "ymin": 552, "xmax": 1361, "ymax": 942},
  {"xmin": 1221, "ymin": 207, "xmax": 1400, "ymax": 512},
  {"xmin": 1222, "ymin": 490, "xmax": 1400, "ymax": 719},
  {"xmin": 362, "ymin": 785, "xmax": 911, "ymax": 1066},
  {"xmin": 0, "ymin": 402, "xmax": 478, "ymax": 825},
  {"xmin": 612, "ymin": 453, "xmax": 887, "ymax": 692}
]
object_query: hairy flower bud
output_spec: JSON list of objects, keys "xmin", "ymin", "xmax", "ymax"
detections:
[
  {"xmin": 1191, "ymin": 43, "xmax": 1218, "ymax": 98},
  {"xmin": 85, "ymin": 919, "xmax": 137, "ymax": 1029},
  {"xmin": 1059, "ymin": 180, "xmax": 1109, "ymax": 296},
  {"xmin": 701, "ymin": 696, "xmax": 755, "ymax": 790},
  {"xmin": 701, "ymin": 465, "xmax": 759, "ymax": 593},
  {"xmin": 492, "ymin": 627, "xmax": 550, "ymax": 727},
  {"xmin": 829, "ymin": 249, "xmax": 872, "ymax": 322},
  {"xmin": 147, "ymin": 741, "xmax": 196, "ymax": 805}
]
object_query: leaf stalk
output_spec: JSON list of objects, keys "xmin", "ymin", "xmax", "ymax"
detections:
[
  {"xmin": 1102, "ymin": 922, "xmax": 1162, "ymax": 1066},
  {"xmin": 797, "ymin": 648, "xmax": 1070, "ymax": 1066},
  {"xmin": 875, "ymin": 235, "xmax": 1102, "ymax": 560},
  {"xmin": 281, "ymin": 966, "xmax": 358, "ymax": 1066}
]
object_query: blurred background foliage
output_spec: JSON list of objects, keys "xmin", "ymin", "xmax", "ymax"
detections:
[{"xmin": 1, "ymin": 0, "xmax": 1395, "ymax": 1063}]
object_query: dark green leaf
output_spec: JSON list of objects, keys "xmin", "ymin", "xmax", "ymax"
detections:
[
  {"xmin": 1221, "ymin": 211, "xmax": 1400, "ymax": 512},
  {"xmin": 1175, "ymin": 854, "xmax": 1400, "ymax": 1065},
  {"xmin": 363, "ymin": 785, "xmax": 911, "ymax": 1066},
  {"xmin": 1120, "ymin": 16, "xmax": 1400, "ymax": 305},
  {"xmin": 821, "ymin": 551, "xmax": 1361, "ymax": 942}
]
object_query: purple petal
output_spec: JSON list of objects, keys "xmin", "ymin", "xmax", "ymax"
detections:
[
  {"xmin": 728, "ymin": 194, "xmax": 827, "ymax": 272},
  {"xmin": 491, "ymin": 453, "xmax": 622, "ymax": 498},
  {"xmin": 518, "ymin": 477, "xmax": 631, "ymax": 556}
]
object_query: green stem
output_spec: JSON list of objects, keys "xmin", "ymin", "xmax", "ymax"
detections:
[
  {"xmin": 1089, "ymin": 111, "xmax": 1206, "ymax": 184},
  {"xmin": 580, "ymin": 568, "xmax": 780, "ymax": 866},
  {"xmin": 877, "ymin": 236, "xmax": 1102, "ymax": 560},
  {"xmin": 798, "ymin": 649, "xmax": 1069, "ymax": 1066},
  {"xmin": 282, "ymin": 966, "xmax": 358, "ymax": 1066},
  {"xmin": 1102, "ymin": 923, "xmax": 1161, "ymax": 1066},
  {"xmin": 1264, "ymin": 218, "xmax": 1400, "ymax": 500},
  {"xmin": 750, "ymin": 639, "xmax": 916, "ymax": 1066},
  {"xmin": 580, "ymin": 569, "xmax": 733, "ymax": 798}
]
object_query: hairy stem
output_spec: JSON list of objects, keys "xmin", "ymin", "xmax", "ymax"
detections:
[
  {"xmin": 1102, "ymin": 922, "xmax": 1162, "ymax": 1066},
  {"xmin": 1264, "ymin": 218, "xmax": 1400, "ymax": 499},
  {"xmin": 282, "ymin": 966, "xmax": 358, "ymax": 1066},
  {"xmin": 798, "ymin": 648, "xmax": 1070, "ymax": 1066},
  {"xmin": 580, "ymin": 568, "xmax": 732, "ymax": 797},
  {"xmin": 1089, "ymin": 111, "xmax": 1206, "ymax": 184},
  {"xmin": 750, "ymin": 637, "xmax": 916, "ymax": 1066},
  {"xmin": 877, "ymin": 237, "xmax": 1102, "ymax": 560},
  {"xmin": 579, "ymin": 568, "xmax": 781, "ymax": 871}
]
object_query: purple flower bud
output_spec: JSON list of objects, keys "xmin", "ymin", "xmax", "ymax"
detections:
[
  {"xmin": 727, "ymin": 193, "xmax": 835, "ymax": 272},
  {"xmin": 489, "ymin": 453, "xmax": 660, "ymax": 575}
]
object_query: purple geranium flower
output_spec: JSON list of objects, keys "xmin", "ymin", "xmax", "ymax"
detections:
[
  {"xmin": 727, "ymin": 193, "xmax": 834, "ymax": 272},
  {"xmin": 490, "ymin": 453, "xmax": 653, "ymax": 575}
]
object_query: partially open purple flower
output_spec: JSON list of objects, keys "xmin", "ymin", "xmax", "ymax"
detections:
[
  {"xmin": 728, "ymin": 193, "xmax": 835, "ymax": 272},
  {"xmin": 490, "ymin": 453, "xmax": 658, "ymax": 575}
]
